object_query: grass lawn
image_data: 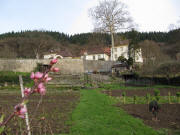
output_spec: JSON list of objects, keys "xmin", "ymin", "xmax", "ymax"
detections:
[{"xmin": 69, "ymin": 89, "xmax": 159, "ymax": 135}]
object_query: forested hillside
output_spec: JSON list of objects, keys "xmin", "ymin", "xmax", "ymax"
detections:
[{"xmin": 0, "ymin": 29, "xmax": 179, "ymax": 59}]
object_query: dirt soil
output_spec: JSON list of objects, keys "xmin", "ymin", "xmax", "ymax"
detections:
[
  {"xmin": 0, "ymin": 90, "xmax": 80, "ymax": 135},
  {"xmin": 103, "ymin": 88, "xmax": 180, "ymax": 97},
  {"xmin": 116, "ymin": 103, "xmax": 180, "ymax": 130}
]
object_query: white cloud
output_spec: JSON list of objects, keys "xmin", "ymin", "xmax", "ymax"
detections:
[
  {"xmin": 70, "ymin": 0, "xmax": 179, "ymax": 34},
  {"xmin": 69, "ymin": 0, "xmax": 98, "ymax": 34},
  {"xmin": 121, "ymin": 0, "xmax": 178, "ymax": 31}
]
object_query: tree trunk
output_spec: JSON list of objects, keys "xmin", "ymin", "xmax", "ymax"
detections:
[
  {"xmin": 111, "ymin": 32, "xmax": 115, "ymax": 61},
  {"xmin": 133, "ymin": 48, "xmax": 135, "ymax": 63},
  {"xmin": 36, "ymin": 53, "xmax": 40, "ymax": 59}
]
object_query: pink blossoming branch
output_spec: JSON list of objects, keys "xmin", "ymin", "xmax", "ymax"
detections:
[{"xmin": 0, "ymin": 59, "xmax": 59, "ymax": 127}]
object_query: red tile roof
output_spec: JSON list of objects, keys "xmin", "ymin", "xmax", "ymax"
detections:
[{"xmin": 81, "ymin": 47, "xmax": 111, "ymax": 56}]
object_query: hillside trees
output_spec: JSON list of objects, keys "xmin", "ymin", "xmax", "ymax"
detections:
[
  {"xmin": 0, "ymin": 32, "xmax": 62, "ymax": 59},
  {"xmin": 0, "ymin": 29, "xmax": 179, "ymax": 59},
  {"xmin": 139, "ymin": 40, "xmax": 170, "ymax": 64},
  {"xmin": 89, "ymin": 0, "xmax": 133, "ymax": 61},
  {"xmin": 155, "ymin": 61, "xmax": 180, "ymax": 78},
  {"xmin": 21, "ymin": 32, "xmax": 61, "ymax": 59},
  {"xmin": 0, "ymin": 38, "xmax": 18, "ymax": 58},
  {"xmin": 139, "ymin": 40, "xmax": 171, "ymax": 74}
]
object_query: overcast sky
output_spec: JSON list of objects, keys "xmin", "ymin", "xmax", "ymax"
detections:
[{"xmin": 0, "ymin": 0, "xmax": 180, "ymax": 34}]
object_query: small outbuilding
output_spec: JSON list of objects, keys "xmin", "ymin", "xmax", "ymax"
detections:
[{"xmin": 111, "ymin": 62, "xmax": 128, "ymax": 75}]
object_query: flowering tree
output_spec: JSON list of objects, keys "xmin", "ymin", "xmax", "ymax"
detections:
[{"xmin": 0, "ymin": 58, "xmax": 59, "ymax": 133}]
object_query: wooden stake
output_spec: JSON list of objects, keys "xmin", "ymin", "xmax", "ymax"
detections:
[{"xmin": 19, "ymin": 75, "xmax": 31, "ymax": 135}]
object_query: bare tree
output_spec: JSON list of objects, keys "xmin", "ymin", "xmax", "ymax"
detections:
[
  {"xmin": 20, "ymin": 32, "xmax": 59, "ymax": 59},
  {"xmin": 168, "ymin": 17, "xmax": 180, "ymax": 31},
  {"xmin": 89, "ymin": 0, "xmax": 133, "ymax": 61},
  {"xmin": 139, "ymin": 40, "xmax": 171, "ymax": 75}
]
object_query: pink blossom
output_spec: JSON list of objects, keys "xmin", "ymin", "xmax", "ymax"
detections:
[
  {"xmin": 44, "ymin": 74, "xmax": 52, "ymax": 82},
  {"xmin": 38, "ymin": 87, "xmax": 46, "ymax": 95},
  {"xmin": 37, "ymin": 83, "xmax": 46, "ymax": 95},
  {"xmin": 34, "ymin": 72, "xmax": 43, "ymax": 79},
  {"xmin": 51, "ymin": 67, "xmax": 60, "ymax": 72},
  {"xmin": 50, "ymin": 59, "xmax": 58, "ymax": 65},
  {"xmin": 24, "ymin": 88, "xmax": 31, "ymax": 96},
  {"xmin": 14, "ymin": 105, "xmax": 27, "ymax": 118},
  {"xmin": 30, "ymin": 72, "xmax": 35, "ymax": 79},
  {"xmin": 44, "ymin": 74, "xmax": 48, "ymax": 78},
  {"xmin": 38, "ymin": 83, "xmax": 44, "ymax": 89}
]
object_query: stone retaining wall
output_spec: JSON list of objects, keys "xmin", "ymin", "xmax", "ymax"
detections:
[{"xmin": 0, "ymin": 59, "xmax": 115, "ymax": 74}]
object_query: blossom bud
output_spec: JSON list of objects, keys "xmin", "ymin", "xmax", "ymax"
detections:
[
  {"xmin": 37, "ymin": 83, "xmax": 46, "ymax": 95},
  {"xmin": 38, "ymin": 87, "xmax": 46, "ymax": 95},
  {"xmin": 44, "ymin": 74, "xmax": 52, "ymax": 82},
  {"xmin": 51, "ymin": 67, "xmax": 60, "ymax": 72},
  {"xmin": 24, "ymin": 88, "xmax": 31, "ymax": 96},
  {"xmin": 50, "ymin": 59, "xmax": 58, "ymax": 65},
  {"xmin": 30, "ymin": 72, "xmax": 35, "ymax": 79},
  {"xmin": 14, "ymin": 104, "xmax": 27, "ymax": 118},
  {"xmin": 34, "ymin": 72, "xmax": 43, "ymax": 79}
]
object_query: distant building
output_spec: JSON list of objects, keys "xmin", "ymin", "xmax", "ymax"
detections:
[
  {"xmin": 43, "ymin": 50, "xmax": 73, "ymax": 59},
  {"xmin": 81, "ymin": 47, "xmax": 111, "ymax": 61},
  {"xmin": 111, "ymin": 45, "xmax": 129, "ymax": 61},
  {"xmin": 43, "ymin": 53, "xmax": 63, "ymax": 59},
  {"xmin": 111, "ymin": 62, "xmax": 128, "ymax": 75},
  {"xmin": 111, "ymin": 44, "xmax": 143, "ymax": 63},
  {"xmin": 81, "ymin": 42, "xmax": 143, "ymax": 63},
  {"xmin": 133, "ymin": 48, "xmax": 143, "ymax": 63}
]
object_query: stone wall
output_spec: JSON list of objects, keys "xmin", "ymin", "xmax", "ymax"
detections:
[
  {"xmin": 0, "ymin": 59, "xmax": 48, "ymax": 72},
  {"xmin": 83, "ymin": 60, "xmax": 115, "ymax": 73},
  {"xmin": 0, "ymin": 59, "xmax": 115, "ymax": 74}
]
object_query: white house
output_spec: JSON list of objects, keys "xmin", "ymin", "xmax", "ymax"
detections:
[
  {"xmin": 81, "ymin": 53, "xmax": 110, "ymax": 61},
  {"xmin": 111, "ymin": 45, "xmax": 129, "ymax": 61},
  {"xmin": 81, "ymin": 48, "xmax": 110, "ymax": 61},
  {"xmin": 111, "ymin": 44, "xmax": 143, "ymax": 63},
  {"xmin": 133, "ymin": 48, "xmax": 143, "ymax": 63}
]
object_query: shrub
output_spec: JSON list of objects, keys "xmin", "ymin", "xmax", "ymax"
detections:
[
  {"xmin": 127, "ymin": 57, "xmax": 133, "ymax": 66},
  {"xmin": 122, "ymin": 92, "xmax": 126, "ymax": 104},
  {"xmin": 146, "ymin": 93, "xmax": 151, "ymax": 104},
  {"xmin": 122, "ymin": 92, "xmax": 126, "ymax": 97},
  {"xmin": 168, "ymin": 91, "xmax": 171, "ymax": 104},
  {"xmin": 133, "ymin": 95, "xmax": 137, "ymax": 104},
  {"xmin": 0, "ymin": 71, "xmax": 31, "ymax": 85},
  {"xmin": 117, "ymin": 56, "xmax": 127, "ymax": 63},
  {"xmin": 154, "ymin": 89, "xmax": 160, "ymax": 101},
  {"xmin": 72, "ymin": 86, "xmax": 81, "ymax": 91},
  {"xmin": 176, "ymin": 92, "xmax": 180, "ymax": 103},
  {"xmin": 154, "ymin": 89, "xmax": 160, "ymax": 96},
  {"xmin": 155, "ymin": 61, "xmax": 180, "ymax": 77}
]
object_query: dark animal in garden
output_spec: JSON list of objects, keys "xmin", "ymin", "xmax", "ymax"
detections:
[{"xmin": 149, "ymin": 100, "xmax": 160, "ymax": 121}]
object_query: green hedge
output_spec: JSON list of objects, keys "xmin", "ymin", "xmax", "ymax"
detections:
[{"xmin": 0, "ymin": 71, "xmax": 31, "ymax": 85}]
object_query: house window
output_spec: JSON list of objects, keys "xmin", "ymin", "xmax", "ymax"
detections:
[
  {"xmin": 93, "ymin": 55, "xmax": 95, "ymax": 60},
  {"xmin": 115, "ymin": 54, "xmax": 117, "ymax": 59},
  {"xmin": 121, "ymin": 47, "xmax": 123, "ymax": 51},
  {"xmin": 114, "ymin": 48, "xmax": 117, "ymax": 52}
]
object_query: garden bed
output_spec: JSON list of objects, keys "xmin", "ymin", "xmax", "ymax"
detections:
[
  {"xmin": 0, "ymin": 90, "xmax": 80, "ymax": 134},
  {"xmin": 116, "ymin": 103, "xmax": 180, "ymax": 130},
  {"xmin": 103, "ymin": 88, "xmax": 180, "ymax": 97}
]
